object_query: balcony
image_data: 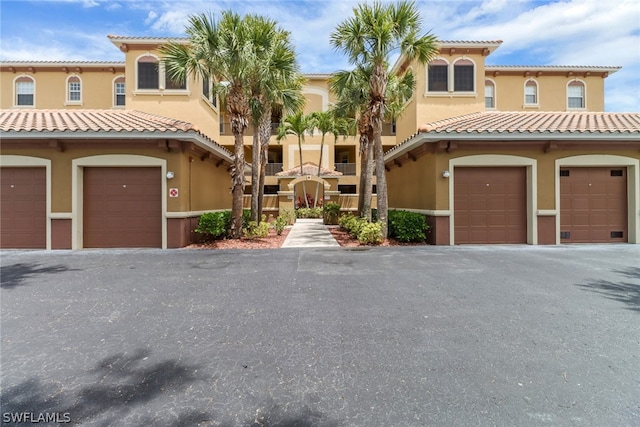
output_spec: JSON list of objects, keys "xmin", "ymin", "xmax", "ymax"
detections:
[
  {"xmin": 334, "ymin": 163, "xmax": 356, "ymax": 175},
  {"xmin": 265, "ymin": 163, "xmax": 283, "ymax": 176}
]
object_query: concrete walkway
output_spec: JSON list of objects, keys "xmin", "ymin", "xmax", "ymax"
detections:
[{"xmin": 281, "ymin": 218, "xmax": 340, "ymax": 248}]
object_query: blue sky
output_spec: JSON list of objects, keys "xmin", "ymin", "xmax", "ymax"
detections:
[{"xmin": 1, "ymin": 0, "xmax": 639, "ymax": 112}]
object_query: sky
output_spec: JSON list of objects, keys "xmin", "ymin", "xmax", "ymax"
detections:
[{"xmin": 1, "ymin": 0, "xmax": 639, "ymax": 112}]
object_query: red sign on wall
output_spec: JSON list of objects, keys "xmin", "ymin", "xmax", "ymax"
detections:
[{"xmin": 169, "ymin": 188, "xmax": 179, "ymax": 198}]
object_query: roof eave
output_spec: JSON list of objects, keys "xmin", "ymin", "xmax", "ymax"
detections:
[
  {"xmin": 384, "ymin": 132, "xmax": 640, "ymax": 163},
  {"xmin": 2, "ymin": 130, "xmax": 233, "ymax": 163}
]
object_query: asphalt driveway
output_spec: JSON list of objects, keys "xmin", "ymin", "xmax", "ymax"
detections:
[{"xmin": 1, "ymin": 245, "xmax": 639, "ymax": 426}]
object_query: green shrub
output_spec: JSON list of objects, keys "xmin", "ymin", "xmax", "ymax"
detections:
[
  {"xmin": 357, "ymin": 222, "xmax": 383, "ymax": 245},
  {"xmin": 296, "ymin": 207, "xmax": 323, "ymax": 218},
  {"xmin": 338, "ymin": 213, "xmax": 368, "ymax": 238},
  {"xmin": 280, "ymin": 208, "xmax": 296, "ymax": 225},
  {"xmin": 388, "ymin": 210, "xmax": 429, "ymax": 242},
  {"xmin": 273, "ymin": 215, "xmax": 289, "ymax": 235},
  {"xmin": 243, "ymin": 214, "xmax": 270, "ymax": 239},
  {"xmin": 195, "ymin": 211, "xmax": 231, "ymax": 239},
  {"xmin": 323, "ymin": 202, "xmax": 341, "ymax": 225}
]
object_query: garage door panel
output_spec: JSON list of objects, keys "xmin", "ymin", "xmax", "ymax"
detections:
[
  {"xmin": 560, "ymin": 167, "xmax": 627, "ymax": 243},
  {"xmin": 83, "ymin": 167, "xmax": 161, "ymax": 248},
  {"xmin": 454, "ymin": 167, "xmax": 527, "ymax": 244},
  {"xmin": 0, "ymin": 167, "xmax": 47, "ymax": 249}
]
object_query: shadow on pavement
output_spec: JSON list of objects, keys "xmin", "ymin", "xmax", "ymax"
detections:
[
  {"xmin": 0, "ymin": 263, "xmax": 77, "ymax": 289},
  {"xmin": 577, "ymin": 266, "xmax": 640, "ymax": 313},
  {"xmin": 0, "ymin": 348, "xmax": 204, "ymax": 426}
]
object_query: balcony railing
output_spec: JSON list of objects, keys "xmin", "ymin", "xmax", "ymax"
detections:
[
  {"xmin": 334, "ymin": 163, "xmax": 356, "ymax": 175},
  {"xmin": 265, "ymin": 163, "xmax": 283, "ymax": 175}
]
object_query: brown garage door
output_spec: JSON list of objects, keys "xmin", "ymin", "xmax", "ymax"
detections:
[
  {"xmin": 83, "ymin": 167, "xmax": 161, "ymax": 248},
  {"xmin": 560, "ymin": 167, "xmax": 627, "ymax": 243},
  {"xmin": 454, "ymin": 167, "xmax": 527, "ymax": 244},
  {"xmin": 1, "ymin": 167, "xmax": 47, "ymax": 249}
]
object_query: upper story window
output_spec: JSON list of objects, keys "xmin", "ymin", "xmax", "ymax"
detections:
[
  {"xmin": 567, "ymin": 80, "xmax": 585, "ymax": 109},
  {"xmin": 114, "ymin": 76, "xmax": 125, "ymax": 107},
  {"xmin": 66, "ymin": 75, "xmax": 82, "ymax": 104},
  {"xmin": 165, "ymin": 68, "xmax": 186, "ymax": 90},
  {"xmin": 15, "ymin": 76, "xmax": 35, "ymax": 107},
  {"xmin": 524, "ymin": 79, "xmax": 538, "ymax": 105},
  {"xmin": 484, "ymin": 79, "xmax": 495, "ymax": 109},
  {"xmin": 137, "ymin": 55, "xmax": 159, "ymax": 89},
  {"xmin": 136, "ymin": 54, "xmax": 187, "ymax": 92},
  {"xmin": 202, "ymin": 76, "xmax": 217, "ymax": 107},
  {"xmin": 427, "ymin": 59, "xmax": 448, "ymax": 92},
  {"xmin": 453, "ymin": 59, "xmax": 474, "ymax": 92}
]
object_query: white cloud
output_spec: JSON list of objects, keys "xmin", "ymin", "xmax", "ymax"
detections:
[{"xmin": 144, "ymin": 10, "xmax": 158, "ymax": 26}]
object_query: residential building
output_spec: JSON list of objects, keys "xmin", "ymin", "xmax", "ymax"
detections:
[{"xmin": 1, "ymin": 36, "xmax": 638, "ymax": 248}]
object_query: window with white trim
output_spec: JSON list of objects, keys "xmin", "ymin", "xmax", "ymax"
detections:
[
  {"xmin": 67, "ymin": 75, "xmax": 81, "ymax": 103},
  {"xmin": 114, "ymin": 76, "xmax": 125, "ymax": 106},
  {"xmin": 485, "ymin": 80, "xmax": 495, "ymax": 108},
  {"xmin": 567, "ymin": 80, "xmax": 585, "ymax": 109},
  {"xmin": 453, "ymin": 59, "xmax": 474, "ymax": 92},
  {"xmin": 165, "ymin": 68, "xmax": 186, "ymax": 90},
  {"xmin": 525, "ymin": 80, "xmax": 537, "ymax": 105},
  {"xmin": 427, "ymin": 59, "xmax": 448, "ymax": 92},
  {"xmin": 15, "ymin": 76, "xmax": 35, "ymax": 106},
  {"xmin": 202, "ymin": 76, "xmax": 217, "ymax": 107}
]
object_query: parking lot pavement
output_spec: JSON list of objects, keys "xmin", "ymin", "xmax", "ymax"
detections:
[{"xmin": 1, "ymin": 245, "xmax": 639, "ymax": 426}]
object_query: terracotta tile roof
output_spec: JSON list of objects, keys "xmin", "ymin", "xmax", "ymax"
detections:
[
  {"xmin": 385, "ymin": 111, "xmax": 640, "ymax": 162},
  {"xmin": 485, "ymin": 65, "xmax": 621, "ymax": 74},
  {"xmin": 275, "ymin": 162, "xmax": 343, "ymax": 177},
  {"xmin": 416, "ymin": 111, "xmax": 640, "ymax": 135},
  {"xmin": 0, "ymin": 109, "xmax": 232, "ymax": 159},
  {"xmin": 1, "ymin": 60, "xmax": 124, "ymax": 66}
]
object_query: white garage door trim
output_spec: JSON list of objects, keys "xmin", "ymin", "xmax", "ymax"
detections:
[
  {"xmin": 0, "ymin": 155, "xmax": 52, "ymax": 250},
  {"xmin": 72, "ymin": 155, "xmax": 167, "ymax": 249},
  {"xmin": 555, "ymin": 155, "xmax": 639, "ymax": 244},
  {"xmin": 449, "ymin": 155, "xmax": 538, "ymax": 246}
]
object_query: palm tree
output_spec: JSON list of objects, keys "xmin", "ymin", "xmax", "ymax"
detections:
[
  {"xmin": 329, "ymin": 66, "xmax": 374, "ymax": 221},
  {"xmin": 161, "ymin": 11, "xmax": 262, "ymax": 238},
  {"xmin": 309, "ymin": 109, "xmax": 351, "ymax": 207},
  {"xmin": 331, "ymin": 1, "xmax": 439, "ymax": 238},
  {"xmin": 246, "ymin": 16, "xmax": 305, "ymax": 222},
  {"xmin": 276, "ymin": 112, "xmax": 313, "ymax": 208}
]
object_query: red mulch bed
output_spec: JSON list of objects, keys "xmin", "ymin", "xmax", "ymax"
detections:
[
  {"xmin": 327, "ymin": 226, "xmax": 428, "ymax": 247},
  {"xmin": 184, "ymin": 226, "xmax": 428, "ymax": 250},
  {"xmin": 185, "ymin": 228, "xmax": 290, "ymax": 250}
]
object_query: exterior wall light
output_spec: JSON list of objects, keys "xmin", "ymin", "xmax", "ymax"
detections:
[
  {"xmin": 442, "ymin": 170, "xmax": 450, "ymax": 178},
  {"xmin": 166, "ymin": 171, "xmax": 175, "ymax": 179}
]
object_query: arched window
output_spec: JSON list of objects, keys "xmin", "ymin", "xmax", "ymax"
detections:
[
  {"xmin": 137, "ymin": 55, "xmax": 159, "ymax": 90},
  {"xmin": 15, "ymin": 75, "xmax": 35, "ymax": 106},
  {"xmin": 66, "ymin": 75, "xmax": 82, "ymax": 103},
  {"xmin": 453, "ymin": 58, "xmax": 474, "ymax": 92},
  {"xmin": 524, "ymin": 80, "xmax": 538, "ymax": 105},
  {"xmin": 485, "ymin": 79, "xmax": 495, "ymax": 108},
  {"xmin": 567, "ymin": 80, "xmax": 585, "ymax": 109},
  {"xmin": 427, "ymin": 59, "xmax": 448, "ymax": 92},
  {"xmin": 113, "ymin": 76, "xmax": 125, "ymax": 107}
]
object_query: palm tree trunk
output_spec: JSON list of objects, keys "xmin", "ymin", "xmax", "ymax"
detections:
[
  {"xmin": 371, "ymin": 63, "xmax": 388, "ymax": 238},
  {"xmin": 257, "ymin": 107, "xmax": 271, "ymax": 220},
  {"xmin": 298, "ymin": 137, "xmax": 309, "ymax": 208},
  {"xmin": 229, "ymin": 86, "xmax": 249, "ymax": 239},
  {"xmin": 251, "ymin": 125, "xmax": 260, "ymax": 223},
  {"xmin": 359, "ymin": 134, "xmax": 374, "ymax": 221}
]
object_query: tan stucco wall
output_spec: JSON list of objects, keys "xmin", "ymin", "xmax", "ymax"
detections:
[
  {"xmin": 1, "ymin": 69, "xmax": 125, "ymax": 109},
  {"xmin": 491, "ymin": 74, "xmax": 605, "ymax": 111},
  {"xmin": 0, "ymin": 141, "xmax": 231, "ymax": 213},
  {"xmin": 388, "ymin": 145, "xmax": 640, "ymax": 212}
]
